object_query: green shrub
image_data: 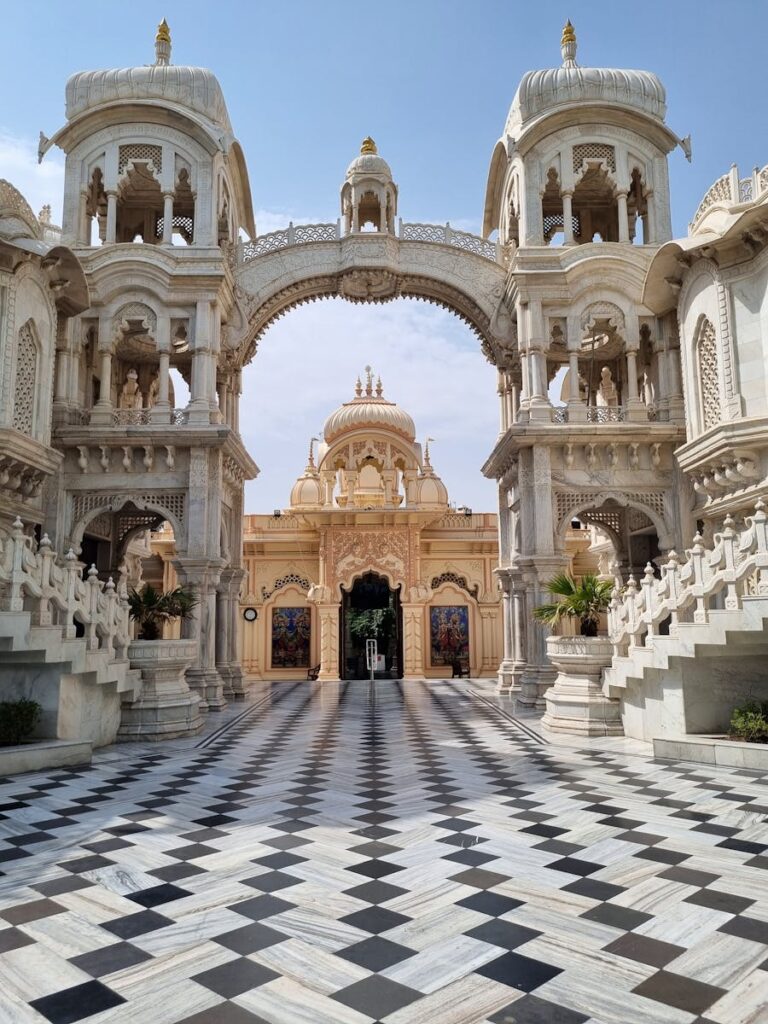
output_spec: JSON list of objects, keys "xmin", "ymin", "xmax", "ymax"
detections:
[
  {"xmin": 0, "ymin": 698, "xmax": 42, "ymax": 746},
  {"xmin": 729, "ymin": 699, "xmax": 768, "ymax": 743}
]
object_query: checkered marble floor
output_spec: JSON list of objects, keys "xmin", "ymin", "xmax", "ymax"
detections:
[{"xmin": 0, "ymin": 679, "xmax": 767, "ymax": 1024}]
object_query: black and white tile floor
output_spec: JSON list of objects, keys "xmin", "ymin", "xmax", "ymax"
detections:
[{"xmin": 0, "ymin": 679, "xmax": 766, "ymax": 1024}]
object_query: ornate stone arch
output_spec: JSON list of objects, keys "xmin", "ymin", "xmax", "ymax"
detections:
[
  {"xmin": 579, "ymin": 300, "xmax": 627, "ymax": 335},
  {"xmin": 69, "ymin": 492, "xmax": 186, "ymax": 554},
  {"xmin": 234, "ymin": 236, "xmax": 510, "ymax": 366},
  {"xmin": 554, "ymin": 490, "xmax": 673, "ymax": 551}
]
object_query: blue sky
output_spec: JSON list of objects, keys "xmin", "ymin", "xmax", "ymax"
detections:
[{"xmin": 2, "ymin": 1, "xmax": 765, "ymax": 511}]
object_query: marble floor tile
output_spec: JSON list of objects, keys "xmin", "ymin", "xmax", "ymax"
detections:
[{"xmin": 0, "ymin": 679, "xmax": 765, "ymax": 1024}]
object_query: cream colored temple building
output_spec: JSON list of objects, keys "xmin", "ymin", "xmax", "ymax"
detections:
[
  {"xmin": 155, "ymin": 369, "xmax": 504, "ymax": 681},
  {"xmin": 1, "ymin": 20, "xmax": 767, "ymax": 755}
]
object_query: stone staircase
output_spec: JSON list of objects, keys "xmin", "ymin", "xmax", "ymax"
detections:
[
  {"xmin": 0, "ymin": 520, "xmax": 142, "ymax": 746},
  {"xmin": 604, "ymin": 502, "xmax": 768, "ymax": 740}
]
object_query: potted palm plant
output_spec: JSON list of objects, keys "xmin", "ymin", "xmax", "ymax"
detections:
[
  {"xmin": 532, "ymin": 573, "xmax": 614, "ymax": 637},
  {"xmin": 119, "ymin": 583, "xmax": 203, "ymax": 741},
  {"xmin": 533, "ymin": 573, "xmax": 623, "ymax": 737},
  {"xmin": 127, "ymin": 583, "xmax": 197, "ymax": 640}
]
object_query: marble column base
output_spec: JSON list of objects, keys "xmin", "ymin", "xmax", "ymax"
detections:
[
  {"xmin": 517, "ymin": 665, "xmax": 556, "ymax": 709},
  {"xmin": 186, "ymin": 668, "xmax": 227, "ymax": 711},
  {"xmin": 219, "ymin": 665, "xmax": 249, "ymax": 701},
  {"xmin": 541, "ymin": 636, "xmax": 623, "ymax": 736},
  {"xmin": 496, "ymin": 660, "xmax": 523, "ymax": 696}
]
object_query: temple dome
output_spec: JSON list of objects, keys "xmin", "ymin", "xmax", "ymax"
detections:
[
  {"xmin": 62, "ymin": 21, "xmax": 232, "ymax": 136},
  {"xmin": 345, "ymin": 138, "xmax": 393, "ymax": 181},
  {"xmin": 505, "ymin": 22, "xmax": 666, "ymax": 138},
  {"xmin": 323, "ymin": 371, "xmax": 416, "ymax": 443},
  {"xmin": 0, "ymin": 180, "xmax": 41, "ymax": 241}
]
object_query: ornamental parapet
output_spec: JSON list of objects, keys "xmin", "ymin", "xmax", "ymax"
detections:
[
  {"xmin": 238, "ymin": 220, "xmax": 506, "ymax": 266},
  {"xmin": 690, "ymin": 162, "xmax": 768, "ymax": 234}
]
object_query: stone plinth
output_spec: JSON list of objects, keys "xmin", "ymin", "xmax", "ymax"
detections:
[
  {"xmin": 0, "ymin": 740, "xmax": 92, "ymax": 777},
  {"xmin": 542, "ymin": 636, "xmax": 623, "ymax": 736},
  {"xmin": 118, "ymin": 639, "xmax": 203, "ymax": 741}
]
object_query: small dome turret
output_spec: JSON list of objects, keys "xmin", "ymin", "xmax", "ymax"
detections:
[
  {"xmin": 341, "ymin": 139, "xmax": 398, "ymax": 234},
  {"xmin": 289, "ymin": 440, "xmax": 323, "ymax": 509}
]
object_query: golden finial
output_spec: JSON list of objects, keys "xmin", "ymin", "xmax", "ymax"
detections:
[
  {"xmin": 560, "ymin": 19, "xmax": 577, "ymax": 68},
  {"xmin": 360, "ymin": 137, "xmax": 378, "ymax": 155},
  {"xmin": 155, "ymin": 18, "xmax": 171, "ymax": 65}
]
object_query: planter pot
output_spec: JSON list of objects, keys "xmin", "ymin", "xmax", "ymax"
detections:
[
  {"xmin": 118, "ymin": 639, "xmax": 203, "ymax": 741},
  {"xmin": 542, "ymin": 636, "xmax": 623, "ymax": 737}
]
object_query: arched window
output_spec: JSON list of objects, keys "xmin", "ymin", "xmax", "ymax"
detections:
[
  {"xmin": 697, "ymin": 318, "xmax": 721, "ymax": 430},
  {"xmin": 13, "ymin": 322, "xmax": 37, "ymax": 436}
]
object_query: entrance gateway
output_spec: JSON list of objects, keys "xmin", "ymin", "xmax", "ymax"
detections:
[
  {"xmin": 8, "ymin": 17, "xmax": 753, "ymax": 747},
  {"xmin": 341, "ymin": 573, "xmax": 403, "ymax": 680}
]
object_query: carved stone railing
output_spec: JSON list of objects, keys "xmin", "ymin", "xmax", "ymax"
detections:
[
  {"xmin": 237, "ymin": 220, "xmax": 504, "ymax": 266},
  {"xmin": 65, "ymin": 408, "xmax": 190, "ymax": 427},
  {"xmin": 398, "ymin": 221, "xmax": 501, "ymax": 262},
  {"xmin": 113, "ymin": 408, "xmax": 151, "ymax": 426},
  {"xmin": 552, "ymin": 405, "xmax": 629, "ymax": 423},
  {"xmin": 690, "ymin": 163, "xmax": 768, "ymax": 232},
  {"xmin": 0, "ymin": 519, "xmax": 131, "ymax": 657},
  {"xmin": 608, "ymin": 501, "xmax": 768, "ymax": 657},
  {"xmin": 587, "ymin": 405, "xmax": 626, "ymax": 423}
]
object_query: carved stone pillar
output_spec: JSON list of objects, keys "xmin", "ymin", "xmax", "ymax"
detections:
[
  {"xmin": 217, "ymin": 568, "xmax": 247, "ymax": 699},
  {"xmin": 625, "ymin": 344, "xmax": 646, "ymax": 421},
  {"xmin": 480, "ymin": 607, "xmax": 495, "ymax": 672},
  {"xmin": 317, "ymin": 602, "xmax": 341, "ymax": 681},
  {"xmin": 105, "ymin": 191, "xmax": 117, "ymax": 244},
  {"xmin": 562, "ymin": 191, "xmax": 575, "ymax": 245},
  {"xmin": 162, "ymin": 192, "xmax": 174, "ymax": 245},
  {"xmin": 617, "ymin": 192, "xmax": 630, "ymax": 243},
  {"xmin": 402, "ymin": 604, "xmax": 425, "ymax": 679},
  {"xmin": 227, "ymin": 569, "xmax": 247, "ymax": 697},
  {"xmin": 174, "ymin": 558, "xmax": 227, "ymax": 711}
]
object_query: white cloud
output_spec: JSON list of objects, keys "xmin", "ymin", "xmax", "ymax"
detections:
[{"xmin": 0, "ymin": 130, "xmax": 65, "ymax": 222}]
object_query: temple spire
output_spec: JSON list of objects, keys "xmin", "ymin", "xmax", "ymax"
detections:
[
  {"xmin": 155, "ymin": 18, "xmax": 172, "ymax": 66},
  {"xmin": 560, "ymin": 19, "xmax": 577, "ymax": 68}
]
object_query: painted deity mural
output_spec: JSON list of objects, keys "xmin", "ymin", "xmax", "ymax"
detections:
[
  {"xmin": 430, "ymin": 605, "xmax": 469, "ymax": 667},
  {"xmin": 271, "ymin": 607, "xmax": 311, "ymax": 668}
]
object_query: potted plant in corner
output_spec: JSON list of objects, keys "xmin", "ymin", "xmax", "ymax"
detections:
[
  {"xmin": 533, "ymin": 573, "xmax": 623, "ymax": 736},
  {"xmin": 119, "ymin": 583, "xmax": 204, "ymax": 741}
]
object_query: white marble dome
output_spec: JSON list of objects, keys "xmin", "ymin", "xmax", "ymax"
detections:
[
  {"xmin": 323, "ymin": 374, "xmax": 416, "ymax": 443},
  {"xmin": 505, "ymin": 24, "xmax": 666, "ymax": 138},
  {"xmin": 345, "ymin": 139, "xmax": 393, "ymax": 181}
]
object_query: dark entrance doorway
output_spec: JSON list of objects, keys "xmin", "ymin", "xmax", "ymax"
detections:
[{"xmin": 341, "ymin": 572, "xmax": 403, "ymax": 679}]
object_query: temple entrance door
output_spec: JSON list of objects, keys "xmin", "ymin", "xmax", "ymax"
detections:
[{"xmin": 341, "ymin": 572, "xmax": 403, "ymax": 680}]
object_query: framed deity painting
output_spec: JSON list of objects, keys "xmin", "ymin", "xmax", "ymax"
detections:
[
  {"xmin": 430, "ymin": 605, "xmax": 469, "ymax": 667},
  {"xmin": 271, "ymin": 606, "xmax": 311, "ymax": 668}
]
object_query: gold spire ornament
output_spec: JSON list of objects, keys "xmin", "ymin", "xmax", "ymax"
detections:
[
  {"xmin": 360, "ymin": 137, "xmax": 378, "ymax": 155},
  {"xmin": 560, "ymin": 18, "xmax": 578, "ymax": 68},
  {"xmin": 154, "ymin": 18, "xmax": 172, "ymax": 66}
]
